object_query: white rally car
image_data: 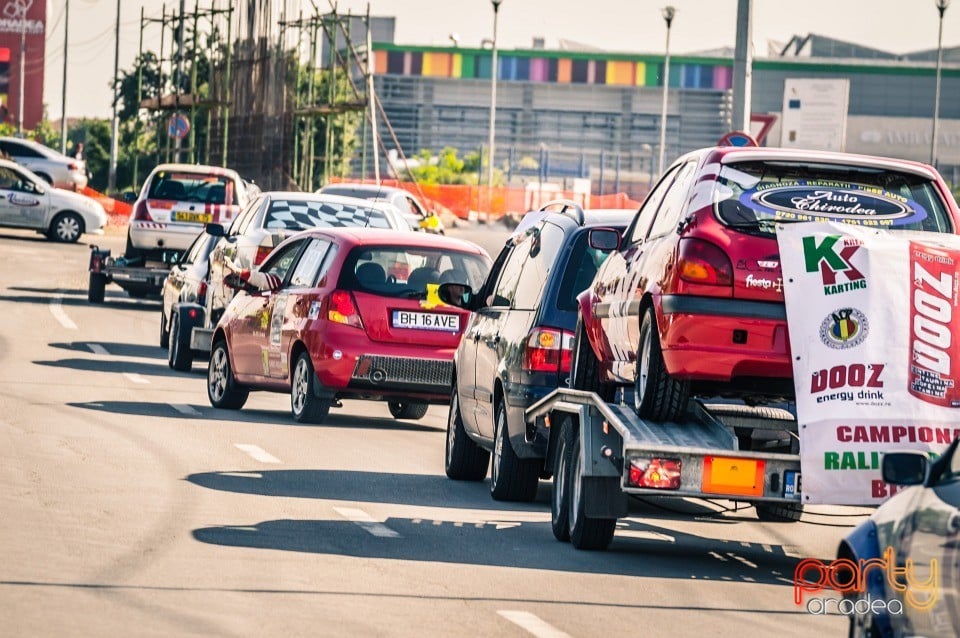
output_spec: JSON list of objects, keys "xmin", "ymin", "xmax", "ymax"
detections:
[{"xmin": 0, "ymin": 158, "xmax": 106, "ymax": 242}]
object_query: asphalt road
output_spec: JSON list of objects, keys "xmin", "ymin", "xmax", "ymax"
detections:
[{"xmin": 0, "ymin": 225, "xmax": 860, "ymax": 637}]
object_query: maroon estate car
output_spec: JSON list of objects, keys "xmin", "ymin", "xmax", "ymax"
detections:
[
  {"xmin": 573, "ymin": 146, "xmax": 960, "ymax": 422},
  {"xmin": 206, "ymin": 228, "xmax": 491, "ymax": 423}
]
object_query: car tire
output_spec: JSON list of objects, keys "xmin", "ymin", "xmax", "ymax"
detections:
[
  {"xmin": 551, "ymin": 416, "xmax": 575, "ymax": 542},
  {"xmin": 490, "ymin": 400, "xmax": 540, "ymax": 502},
  {"xmin": 388, "ymin": 400, "xmax": 429, "ymax": 420},
  {"xmin": 88, "ymin": 272, "xmax": 106, "ymax": 304},
  {"xmin": 168, "ymin": 313, "xmax": 194, "ymax": 372},
  {"xmin": 291, "ymin": 352, "xmax": 330, "ymax": 424},
  {"xmin": 160, "ymin": 311, "xmax": 170, "ymax": 348},
  {"xmin": 444, "ymin": 388, "xmax": 489, "ymax": 481},
  {"xmin": 755, "ymin": 501, "xmax": 804, "ymax": 523},
  {"xmin": 635, "ymin": 306, "xmax": 689, "ymax": 422},
  {"xmin": 207, "ymin": 339, "xmax": 248, "ymax": 410},
  {"xmin": 568, "ymin": 428, "xmax": 617, "ymax": 551},
  {"xmin": 570, "ymin": 318, "xmax": 614, "ymax": 401},
  {"xmin": 48, "ymin": 212, "xmax": 84, "ymax": 243}
]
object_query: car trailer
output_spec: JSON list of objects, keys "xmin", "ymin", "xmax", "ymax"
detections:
[
  {"xmin": 529, "ymin": 389, "xmax": 803, "ymax": 550},
  {"xmin": 87, "ymin": 245, "xmax": 174, "ymax": 303}
]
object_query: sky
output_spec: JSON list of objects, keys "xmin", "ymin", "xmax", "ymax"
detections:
[{"xmin": 42, "ymin": 0, "xmax": 960, "ymax": 120}]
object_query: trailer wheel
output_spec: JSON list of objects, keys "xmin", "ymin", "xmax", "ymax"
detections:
[
  {"xmin": 160, "ymin": 311, "xmax": 170, "ymax": 348},
  {"xmin": 207, "ymin": 339, "xmax": 248, "ymax": 410},
  {"xmin": 168, "ymin": 313, "xmax": 194, "ymax": 372},
  {"xmin": 88, "ymin": 272, "xmax": 106, "ymax": 304},
  {"xmin": 570, "ymin": 318, "xmax": 614, "ymax": 401},
  {"xmin": 755, "ymin": 501, "xmax": 804, "ymax": 522},
  {"xmin": 490, "ymin": 400, "xmax": 540, "ymax": 502},
  {"xmin": 388, "ymin": 400, "xmax": 429, "ymax": 420},
  {"xmin": 444, "ymin": 388, "xmax": 489, "ymax": 481},
  {"xmin": 635, "ymin": 306, "xmax": 689, "ymax": 422},
  {"xmin": 551, "ymin": 416, "xmax": 574, "ymax": 542},
  {"xmin": 568, "ymin": 425, "xmax": 617, "ymax": 550},
  {"xmin": 291, "ymin": 352, "xmax": 330, "ymax": 424}
]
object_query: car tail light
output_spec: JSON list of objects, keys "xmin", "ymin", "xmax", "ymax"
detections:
[
  {"xmin": 197, "ymin": 280, "xmax": 208, "ymax": 306},
  {"xmin": 327, "ymin": 290, "xmax": 363, "ymax": 329},
  {"xmin": 67, "ymin": 162, "xmax": 78, "ymax": 171},
  {"xmin": 523, "ymin": 327, "xmax": 575, "ymax": 373},
  {"xmin": 132, "ymin": 200, "xmax": 153, "ymax": 221},
  {"xmin": 628, "ymin": 457, "xmax": 682, "ymax": 489},
  {"xmin": 254, "ymin": 245, "xmax": 272, "ymax": 266},
  {"xmin": 677, "ymin": 238, "xmax": 733, "ymax": 286}
]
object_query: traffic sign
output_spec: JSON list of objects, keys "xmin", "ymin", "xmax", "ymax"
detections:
[
  {"xmin": 168, "ymin": 114, "xmax": 191, "ymax": 141},
  {"xmin": 718, "ymin": 130, "xmax": 758, "ymax": 147}
]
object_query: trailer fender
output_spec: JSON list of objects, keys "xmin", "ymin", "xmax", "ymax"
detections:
[
  {"xmin": 89, "ymin": 245, "xmax": 111, "ymax": 273},
  {"xmin": 172, "ymin": 302, "xmax": 206, "ymax": 333}
]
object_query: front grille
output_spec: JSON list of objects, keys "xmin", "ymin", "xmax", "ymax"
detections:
[{"xmin": 351, "ymin": 355, "xmax": 452, "ymax": 390}]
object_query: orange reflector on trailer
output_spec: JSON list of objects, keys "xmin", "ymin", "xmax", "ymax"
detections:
[{"xmin": 702, "ymin": 456, "xmax": 765, "ymax": 497}]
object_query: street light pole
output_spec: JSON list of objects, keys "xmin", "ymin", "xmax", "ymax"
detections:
[
  {"xmin": 931, "ymin": 0, "xmax": 950, "ymax": 166},
  {"xmin": 107, "ymin": 0, "xmax": 120, "ymax": 192},
  {"xmin": 17, "ymin": 6, "xmax": 25, "ymax": 136},
  {"xmin": 60, "ymin": 0, "xmax": 70, "ymax": 154},
  {"xmin": 487, "ymin": 0, "xmax": 502, "ymax": 194},
  {"xmin": 657, "ymin": 6, "xmax": 676, "ymax": 177}
]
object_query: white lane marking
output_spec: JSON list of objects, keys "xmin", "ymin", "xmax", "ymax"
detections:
[
  {"xmin": 233, "ymin": 443, "xmax": 281, "ymax": 464},
  {"xmin": 87, "ymin": 343, "xmax": 109, "ymax": 355},
  {"xmin": 122, "ymin": 372, "xmax": 150, "ymax": 385},
  {"xmin": 49, "ymin": 297, "xmax": 78, "ymax": 330},
  {"xmin": 333, "ymin": 507, "xmax": 400, "ymax": 538},
  {"xmin": 497, "ymin": 611, "xmax": 571, "ymax": 638},
  {"xmin": 169, "ymin": 403, "xmax": 201, "ymax": 416}
]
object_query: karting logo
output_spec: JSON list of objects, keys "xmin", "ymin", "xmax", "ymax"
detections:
[{"xmin": 803, "ymin": 234, "xmax": 866, "ymax": 296}]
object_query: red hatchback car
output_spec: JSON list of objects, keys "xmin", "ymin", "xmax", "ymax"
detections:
[
  {"xmin": 206, "ymin": 228, "xmax": 491, "ymax": 423},
  {"xmin": 575, "ymin": 147, "xmax": 960, "ymax": 422}
]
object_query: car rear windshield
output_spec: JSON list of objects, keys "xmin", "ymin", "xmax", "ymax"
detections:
[
  {"xmin": 264, "ymin": 198, "xmax": 393, "ymax": 231},
  {"xmin": 557, "ymin": 232, "xmax": 617, "ymax": 311},
  {"xmin": 339, "ymin": 246, "xmax": 490, "ymax": 299},
  {"xmin": 148, "ymin": 171, "xmax": 236, "ymax": 205},
  {"xmin": 714, "ymin": 161, "xmax": 953, "ymax": 234}
]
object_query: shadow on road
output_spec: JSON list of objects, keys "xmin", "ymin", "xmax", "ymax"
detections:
[
  {"xmin": 37, "ymin": 358, "xmax": 182, "ymax": 378},
  {"xmin": 68, "ymin": 400, "xmax": 442, "ymax": 432},
  {"xmin": 0, "ymin": 292, "xmax": 158, "ymax": 310},
  {"xmin": 49, "ymin": 341, "xmax": 166, "ymax": 360},
  {"xmin": 191, "ymin": 515, "xmax": 803, "ymax": 586}
]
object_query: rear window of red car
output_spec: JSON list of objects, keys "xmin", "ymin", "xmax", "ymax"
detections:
[
  {"xmin": 339, "ymin": 245, "xmax": 490, "ymax": 300},
  {"xmin": 148, "ymin": 171, "xmax": 237, "ymax": 205},
  {"xmin": 714, "ymin": 161, "xmax": 953, "ymax": 234}
]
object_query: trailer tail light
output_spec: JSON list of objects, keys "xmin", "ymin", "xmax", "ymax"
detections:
[
  {"xmin": 523, "ymin": 327, "xmax": 575, "ymax": 373},
  {"xmin": 254, "ymin": 244, "xmax": 273, "ymax": 266},
  {"xmin": 327, "ymin": 290, "xmax": 363, "ymax": 329},
  {"xmin": 90, "ymin": 252, "xmax": 104, "ymax": 273},
  {"xmin": 132, "ymin": 200, "xmax": 153, "ymax": 221},
  {"xmin": 197, "ymin": 280, "xmax": 208, "ymax": 306},
  {"xmin": 628, "ymin": 457, "xmax": 682, "ymax": 489},
  {"xmin": 677, "ymin": 238, "xmax": 733, "ymax": 287}
]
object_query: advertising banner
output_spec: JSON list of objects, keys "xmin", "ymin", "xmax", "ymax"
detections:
[{"xmin": 778, "ymin": 220, "xmax": 960, "ymax": 505}]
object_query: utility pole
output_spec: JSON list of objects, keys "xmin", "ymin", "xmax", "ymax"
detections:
[
  {"xmin": 731, "ymin": 0, "xmax": 753, "ymax": 133},
  {"xmin": 366, "ymin": 5, "xmax": 379, "ymax": 183},
  {"xmin": 107, "ymin": 0, "xmax": 121, "ymax": 192},
  {"xmin": 174, "ymin": 0, "xmax": 186, "ymax": 163},
  {"xmin": 17, "ymin": 5, "xmax": 25, "ymax": 136},
  {"xmin": 60, "ymin": 0, "xmax": 70, "ymax": 153}
]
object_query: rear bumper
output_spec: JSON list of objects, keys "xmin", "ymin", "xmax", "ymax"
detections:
[
  {"xmin": 128, "ymin": 221, "xmax": 204, "ymax": 252},
  {"xmin": 659, "ymin": 295, "xmax": 792, "ymax": 381}
]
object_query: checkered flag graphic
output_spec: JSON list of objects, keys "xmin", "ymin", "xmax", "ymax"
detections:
[{"xmin": 266, "ymin": 200, "xmax": 392, "ymax": 231}]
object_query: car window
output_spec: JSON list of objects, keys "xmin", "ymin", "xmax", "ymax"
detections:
[
  {"xmin": 0, "ymin": 166, "xmax": 28, "ymax": 191},
  {"xmin": 148, "ymin": 171, "xmax": 236, "ymax": 205},
  {"xmin": 647, "ymin": 161, "xmax": 698, "ymax": 238},
  {"xmin": 404, "ymin": 196, "xmax": 424, "ymax": 216},
  {"xmin": 259, "ymin": 239, "xmax": 307, "ymax": 283},
  {"xmin": 288, "ymin": 238, "xmax": 335, "ymax": 288},
  {"xmin": 181, "ymin": 233, "xmax": 209, "ymax": 266},
  {"xmin": 557, "ymin": 230, "xmax": 620, "ymax": 310},
  {"xmin": 513, "ymin": 221, "xmax": 565, "ymax": 311},
  {"xmin": 627, "ymin": 164, "xmax": 681, "ymax": 244},
  {"xmin": 715, "ymin": 161, "xmax": 954, "ymax": 234},
  {"xmin": 2, "ymin": 141, "xmax": 42, "ymax": 158},
  {"xmin": 229, "ymin": 195, "xmax": 263, "ymax": 235},
  {"xmin": 264, "ymin": 198, "xmax": 392, "ymax": 231},
  {"xmin": 338, "ymin": 245, "xmax": 489, "ymax": 298},
  {"xmin": 491, "ymin": 236, "xmax": 534, "ymax": 307}
]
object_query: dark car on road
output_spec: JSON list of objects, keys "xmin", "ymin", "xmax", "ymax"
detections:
[
  {"xmin": 440, "ymin": 203, "xmax": 631, "ymax": 501},
  {"xmin": 573, "ymin": 147, "xmax": 960, "ymax": 423}
]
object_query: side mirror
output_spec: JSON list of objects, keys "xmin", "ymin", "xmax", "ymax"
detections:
[
  {"xmin": 882, "ymin": 452, "xmax": 929, "ymax": 486},
  {"xmin": 205, "ymin": 222, "xmax": 225, "ymax": 237},
  {"xmin": 121, "ymin": 191, "xmax": 138, "ymax": 203},
  {"xmin": 438, "ymin": 282, "xmax": 474, "ymax": 309},
  {"xmin": 30, "ymin": 181, "xmax": 45, "ymax": 195},
  {"xmin": 589, "ymin": 227, "xmax": 620, "ymax": 252}
]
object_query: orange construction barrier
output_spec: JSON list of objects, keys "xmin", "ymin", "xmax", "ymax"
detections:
[{"xmin": 81, "ymin": 186, "xmax": 132, "ymax": 225}]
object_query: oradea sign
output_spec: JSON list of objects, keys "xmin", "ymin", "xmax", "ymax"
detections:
[
  {"xmin": 743, "ymin": 180, "xmax": 928, "ymax": 228},
  {"xmin": 0, "ymin": 0, "xmax": 43, "ymax": 35},
  {"xmin": 778, "ymin": 221, "xmax": 960, "ymax": 505}
]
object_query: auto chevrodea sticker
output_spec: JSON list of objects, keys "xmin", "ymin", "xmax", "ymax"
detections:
[{"xmin": 741, "ymin": 180, "xmax": 927, "ymax": 227}]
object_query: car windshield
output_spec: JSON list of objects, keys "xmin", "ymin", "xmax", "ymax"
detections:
[
  {"xmin": 263, "ymin": 199, "xmax": 394, "ymax": 231},
  {"xmin": 714, "ymin": 161, "xmax": 953, "ymax": 234},
  {"xmin": 557, "ymin": 232, "xmax": 617, "ymax": 311},
  {"xmin": 339, "ymin": 246, "xmax": 490, "ymax": 299},
  {"xmin": 148, "ymin": 171, "xmax": 236, "ymax": 205}
]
